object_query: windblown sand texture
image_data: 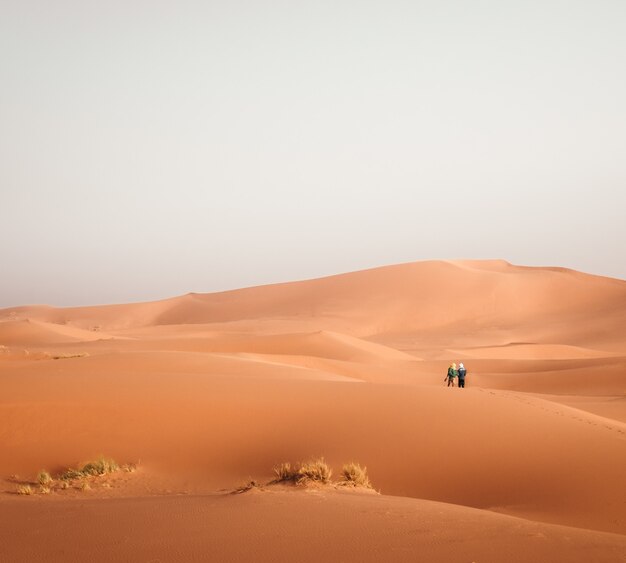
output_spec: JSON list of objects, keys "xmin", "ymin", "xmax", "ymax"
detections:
[{"xmin": 1, "ymin": 260, "xmax": 625, "ymax": 562}]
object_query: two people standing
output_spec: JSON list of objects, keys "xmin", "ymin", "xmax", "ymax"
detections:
[{"xmin": 445, "ymin": 362, "xmax": 467, "ymax": 388}]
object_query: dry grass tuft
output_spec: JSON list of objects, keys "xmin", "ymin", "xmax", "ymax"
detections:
[
  {"xmin": 37, "ymin": 470, "xmax": 53, "ymax": 486},
  {"xmin": 340, "ymin": 462, "xmax": 371, "ymax": 488},
  {"xmin": 268, "ymin": 458, "xmax": 373, "ymax": 489},
  {"xmin": 273, "ymin": 462, "xmax": 297, "ymax": 482},
  {"xmin": 272, "ymin": 458, "xmax": 333, "ymax": 485},
  {"xmin": 61, "ymin": 456, "xmax": 120, "ymax": 481},
  {"xmin": 39, "ymin": 485, "xmax": 51, "ymax": 495},
  {"xmin": 297, "ymin": 458, "xmax": 332, "ymax": 484},
  {"xmin": 231, "ymin": 458, "xmax": 374, "ymax": 493},
  {"xmin": 60, "ymin": 468, "xmax": 84, "ymax": 481},
  {"xmin": 80, "ymin": 456, "xmax": 119, "ymax": 476},
  {"xmin": 16, "ymin": 484, "xmax": 33, "ymax": 495}
]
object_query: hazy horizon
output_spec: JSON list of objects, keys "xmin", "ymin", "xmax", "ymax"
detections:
[{"xmin": 2, "ymin": 1, "xmax": 625, "ymax": 307}]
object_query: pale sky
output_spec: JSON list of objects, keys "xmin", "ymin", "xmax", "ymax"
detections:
[{"xmin": 1, "ymin": 1, "xmax": 625, "ymax": 307}]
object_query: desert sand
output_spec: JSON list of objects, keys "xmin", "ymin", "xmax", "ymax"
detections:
[{"xmin": 1, "ymin": 260, "xmax": 625, "ymax": 562}]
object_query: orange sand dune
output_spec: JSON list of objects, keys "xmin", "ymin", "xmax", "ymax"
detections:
[
  {"xmin": 466, "ymin": 357, "xmax": 626, "ymax": 395},
  {"xmin": 3, "ymin": 260, "xmax": 625, "ymax": 340},
  {"xmin": 1, "ymin": 365, "xmax": 624, "ymax": 533},
  {"xmin": 110, "ymin": 329, "xmax": 419, "ymax": 362},
  {"xmin": 0, "ymin": 319, "xmax": 112, "ymax": 346},
  {"xmin": 533, "ymin": 394, "xmax": 626, "ymax": 423},
  {"xmin": 452, "ymin": 342, "xmax": 621, "ymax": 360},
  {"xmin": 0, "ymin": 260, "xmax": 625, "ymax": 561},
  {"xmin": 2, "ymin": 490, "xmax": 625, "ymax": 563}
]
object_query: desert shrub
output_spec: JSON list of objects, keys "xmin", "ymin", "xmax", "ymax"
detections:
[
  {"xmin": 37, "ymin": 470, "xmax": 53, "ymax": 486},
  {"xmin": 16, "ymin": 484, "xmax": 33, "ymax": 495},
  {"xmin": 60, "ymin": 456, "xmax": 120, "ymax": 480},
  {"xmin": 340, "ymin": 462, "xmax": 371, "ymax": 488},
  {"xmin": 273, "ymin": 462, "xmax": 297, "ymax": 482},
  {"xmin": 272, "ymin": 458, "xmax": 333, "ymax": 485},
  {"xmin": 39, "ymin": 485, "xmax": 51, "ymax": 495},
  {"xmin": 60, "ymin": 468, "xmax": 84, "ymax": 481},
  {"xmin": 296, "ymin": 458, "xmax": 332, "ymax": 484},
  {"xmin": 80, "ymin": 456, "xmax": 118, "ymax": 476}
]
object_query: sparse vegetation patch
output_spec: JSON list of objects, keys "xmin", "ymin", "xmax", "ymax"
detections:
[
  {"xmin": 80, "ymin": 456, "xmax": 119, "ymax": 476},
  {"xmin": 50, "ymin": 352, "xmax": 89, "ymax": 360},
  {"xmin": 272, "ymin": 457, "xmax": 333, "ymax": 485},
  {"xmin": 60, "ymin": 468, "xmax": 84, "ymax": 481},
  {"xmin": 11, "ymin": 456, "xmax": 138, "ymax": 498},
  {"xmin": 267, "ymin": 458, "xmax": 373, "ymax": 491},
  {"xmin": 16, "ymin": 485, "xmax": 33, "ymax": 495},
  {"xmin": 340, "ymin": 462, "xmax": 371, "ymax": 488},
  {"xmin": 60, "ymin": 456, "xmax": 120, "ymax": 480},
  {"xmin": 37, "ymin": 470, "xmax": 53, "ymax": 486},
  {"xmin": 273, "ymin": 462, "xmax": 297, "ymax": 482},
  {"xmin": 296, "ymin": 458, "xmax": 332, "ymax": 484}
]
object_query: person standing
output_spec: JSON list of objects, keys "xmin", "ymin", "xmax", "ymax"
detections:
[
  {"xmin": 458, "ymin": 363, "xmax": 467, "ymax": 388},
  {"xmin": 445, "ymin": 363, "xmax": 458, "ymax": 387}
]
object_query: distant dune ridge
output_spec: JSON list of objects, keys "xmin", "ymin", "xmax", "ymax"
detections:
[
  {"xmin": 1, "ymin": 260, "xmax": 625, "ymax": 562},
  {"xmin": 3, "ymin": 260, "xmax": 625, "ymax": 345}
]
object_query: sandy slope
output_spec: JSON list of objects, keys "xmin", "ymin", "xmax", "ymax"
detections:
[
  {"xmin": 1, "ymin": 368, "xmax": 624, "ymax": 532},
  {"xmin": 2, "ymin": 489, "xmax": 626, "ymax": 563},
  {"xmin": 0, "ymin": 260, "xmax": 625, "ymax": 561},
  {"xmin": 0, "ymin": 319, "xmax": 112, "ymax": 345}
]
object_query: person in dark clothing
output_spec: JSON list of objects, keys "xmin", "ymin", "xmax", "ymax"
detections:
[{"xmin": 457, "ymin": 363, "xmax": 467, "ymax": 388}]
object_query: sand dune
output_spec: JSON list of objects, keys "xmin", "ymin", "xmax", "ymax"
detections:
[
  {"xmin": 0, "ymin": 319, "xmax": 111, "ymax": 346},
  {"xmin": 3, "ymin": 260, "xmax": 625, "ymax": 338},
  {"xmin": 466, "ymin": 357, "xmax": 626, "ymax": 395},
  {"xmin": 1, "ymin": 260, "xmax": 625, "ymax": 561},
  {"xmin": 1, "ymin": 369, "xmax": 624, "ymax": 533},
  {"xmin": 451, "ymin": 342, "xmax": 621, "ymax": 360},
  {"xmin": 115, "ymin": 329, "xmax": 418, "ymax": 362},
  {"xmin": 2, "ymin": 490, "xmax": 626, "ymax": 563}
]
